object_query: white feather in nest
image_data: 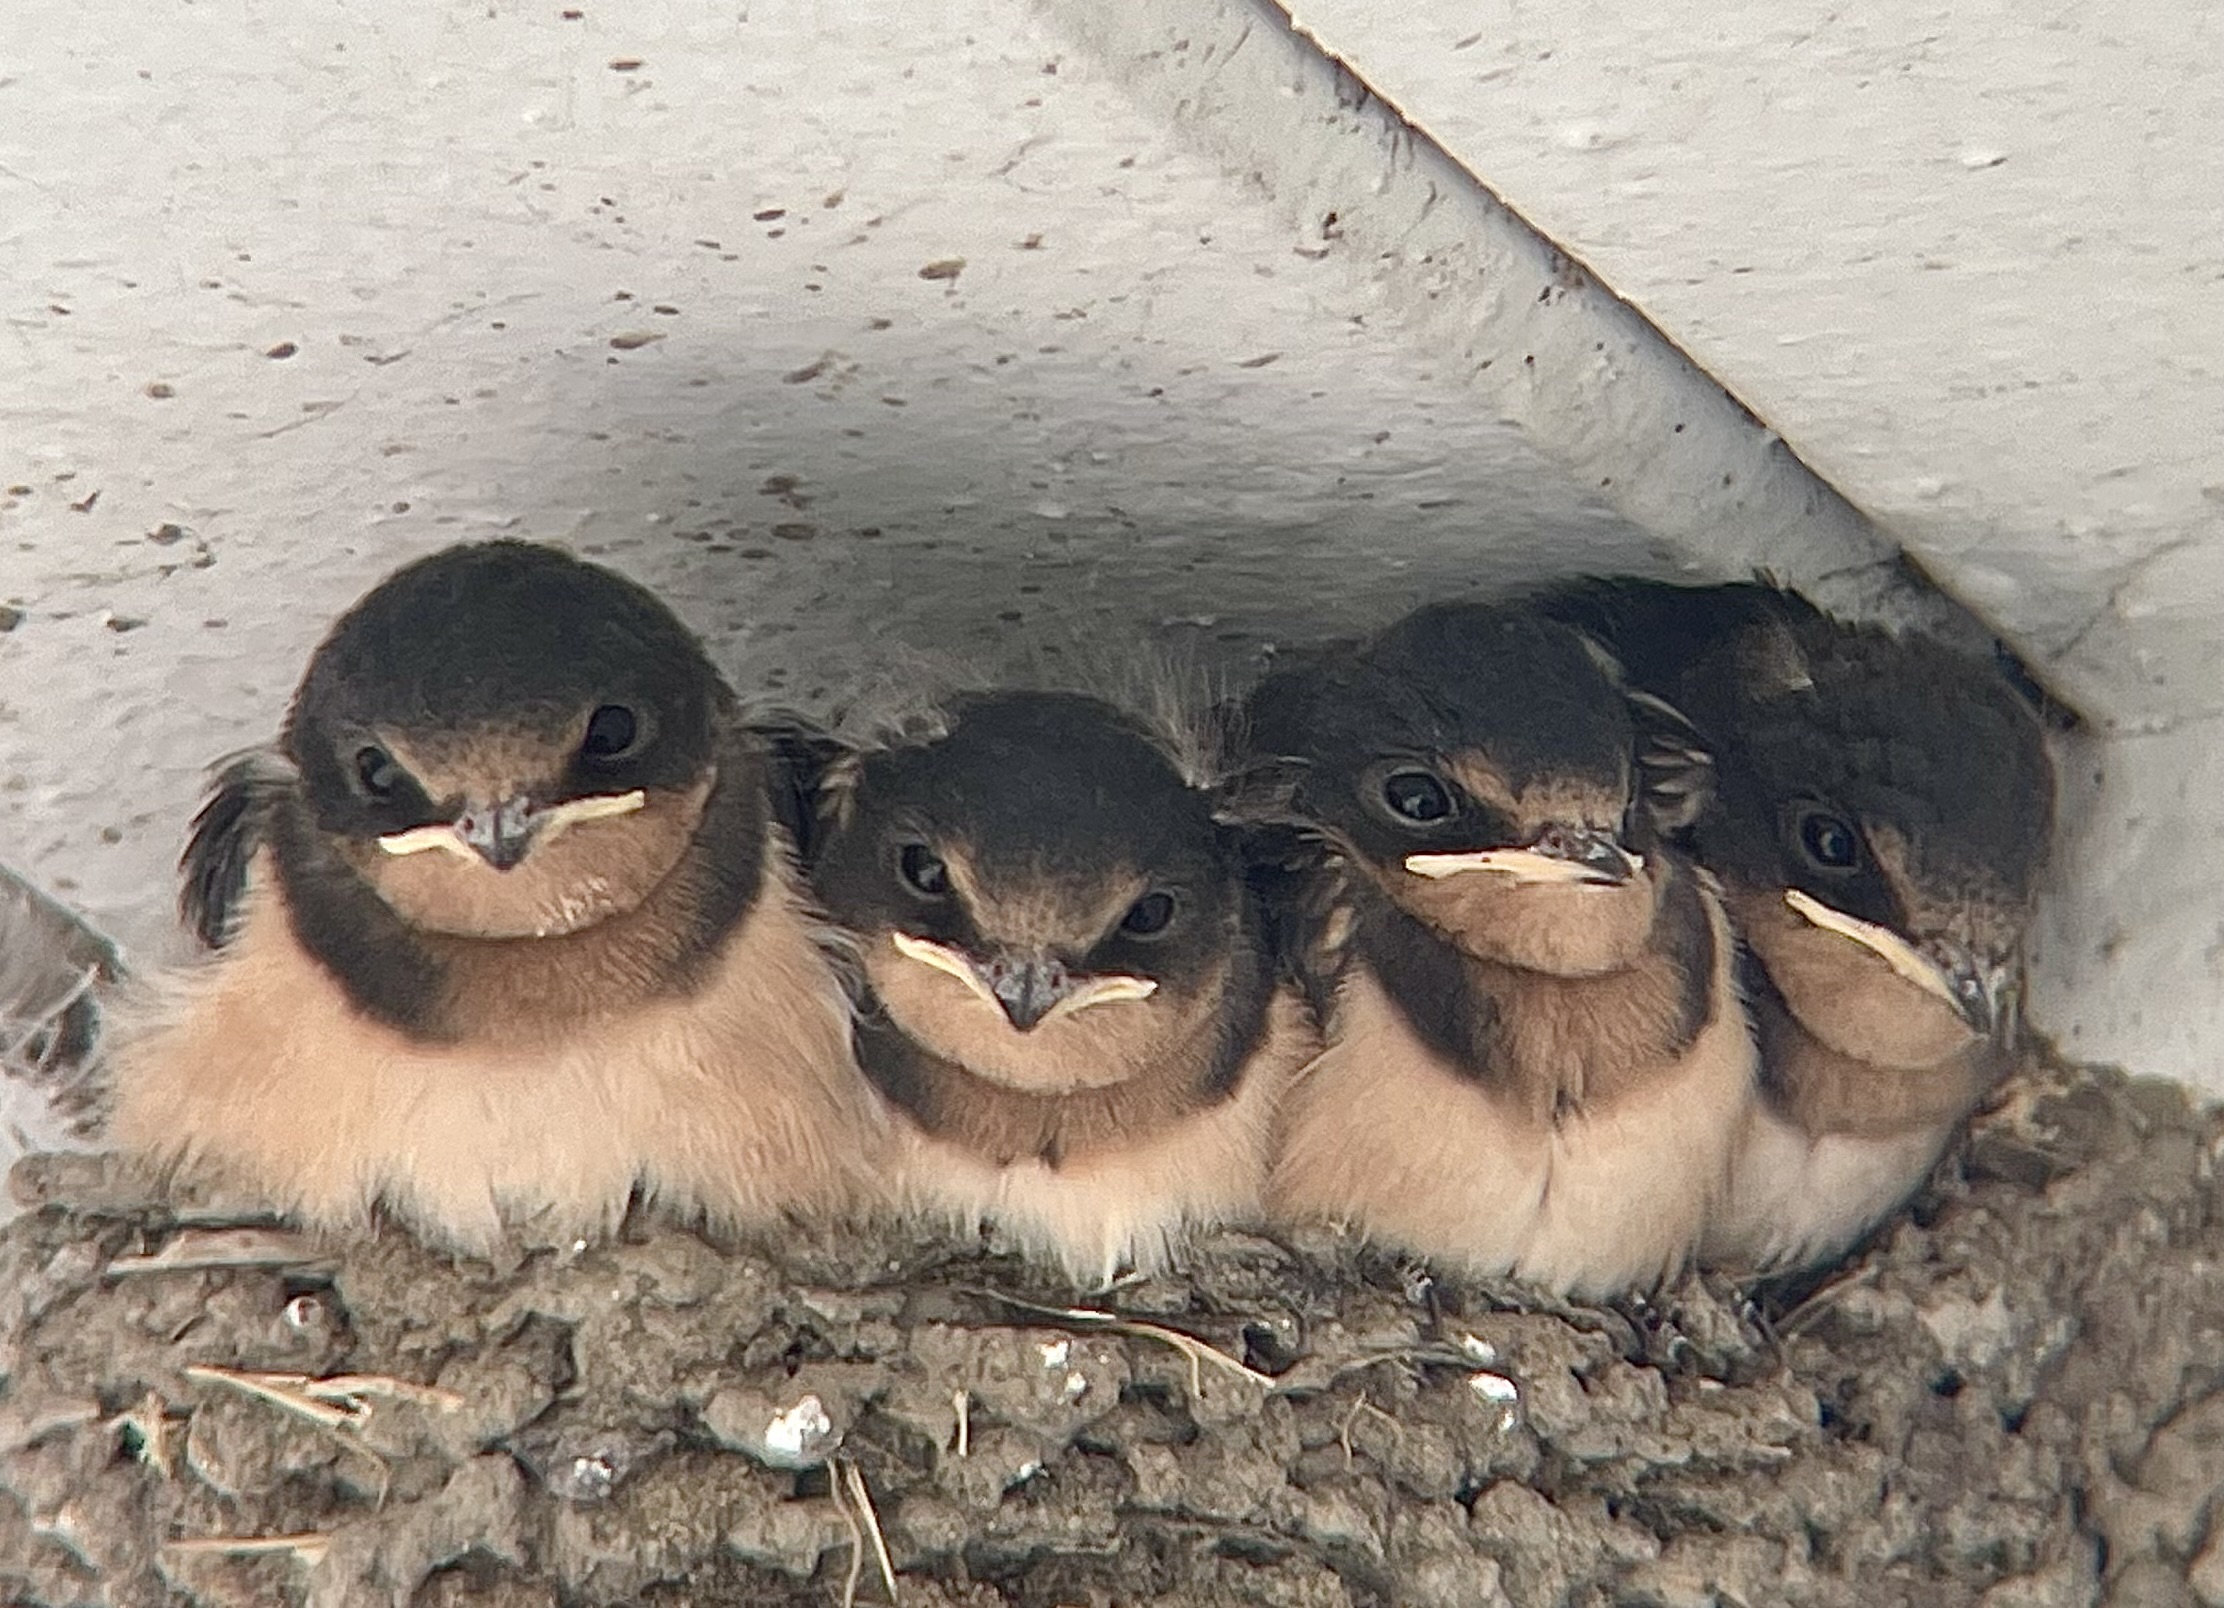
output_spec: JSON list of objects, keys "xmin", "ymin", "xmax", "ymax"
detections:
[{"xmin": 0, "ymin": 863, "xmax": 121, "ymax": 1190}]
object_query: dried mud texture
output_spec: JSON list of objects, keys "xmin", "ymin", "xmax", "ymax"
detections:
[{"xmin": 1, "ymin": 1055, "xmax": 2218, "ymax": 1608}]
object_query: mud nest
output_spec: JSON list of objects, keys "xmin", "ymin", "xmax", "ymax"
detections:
[{"xmin": 1, "ymin": 1054, "xmax": 2217, "ymax": 1608}]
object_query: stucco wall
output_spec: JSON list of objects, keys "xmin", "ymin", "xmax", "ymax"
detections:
[
  {"xmin": 1047, "ymin": 0, "xmax": 2224, "ymax": 1089},
  {"xmin": 2, "ymin": 0, "xmax": 2215, "ymax": 1096}
]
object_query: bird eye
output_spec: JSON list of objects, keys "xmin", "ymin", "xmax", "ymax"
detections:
[
  {"xmin": 1381, "ymin": 769, "xmax": 1454, "ymax": 824},
  {"xmin": 580, "ymin": 704, "xmax": 639, "ymax": 763},
  {"xmin": 354, "ymin": 745, "xmax": 400, "ymax": 801},
  {"xmin": 897, "ymin": 843, "xmax": 950, "ymax": 898},
  {"xmin": 1797, "ymin": 811, "xmax": 1861, "ymax": 870},
  {"xmin": 1120, "ymin": 891, "xmax": 1179, "ymax": 939}
]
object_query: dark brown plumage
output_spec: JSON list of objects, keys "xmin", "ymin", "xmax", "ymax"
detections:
[
  {"xmin": 0, "ymin": 864, "xmax": 122, "ymax": 1142},
  {"xmin": 1538, "ymin": 577, "xmax": 2056, "ymax": 1272},
  {"xmin": 110, "ymin": 540, "xmax": 881, "ymax": 1253},
  {"xmin": 1233, "ymin": 601, "xmax": 1756, "ymax": 1297},
  {"xmin": 807, "ymin": 689, "xmax": 1316, "ymax": 1283}
]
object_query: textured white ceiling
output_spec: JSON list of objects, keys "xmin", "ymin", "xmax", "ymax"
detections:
[
  {"xmin": 1283, "ymin": 0, "xmax": 2224, "ymax": 734},
  {"xmin": 1046, "ymin": 0, "xmax": 2224, "ymax": 1086},
  {"xmin": 2, "ymin": 0, "xmax": 1663, "ymax": 964},
  {"xmin": 1, "ymin": 0, "xmax": 2215, "ymax": 1092}
]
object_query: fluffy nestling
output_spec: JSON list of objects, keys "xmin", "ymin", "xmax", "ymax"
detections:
[
  {"xmin": 1233, "ymin": 601, "xmax": 1756, "ymax": 1298},
  {"xmin": 109, "ymin": 540, "xmax": 880, "ymax": 1252},
  {"xmin": 0, "ymin": 865, "xmax": 122, "ymax": 1146},
  {"xmin": 806, "ymin": 689, "xmax": 1316, "ymax": 1284},
  {"xmin": 1541, "ymin": 578, "xmax": 2055, "ymax": 1273}
]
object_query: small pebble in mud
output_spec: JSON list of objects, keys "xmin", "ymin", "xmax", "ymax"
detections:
[
  {"xmin": 771, "ymin": 523, "xmax": 817, "ymax": 542},
  {"xmin": 264, "ymin": 342, "xmax": 297, "ymax": 359},
  {"xmin": 607, "ymin": 331, "xmax": 664, "ymax": 350},
  {"xmin": 144, "ymin": 381, "xmax": 175, "ymax": 399},
  {"xmin": 0, "ymin": 606, "xmax": 23, "ymax": 632},
  {"xmin": 147, "ymin": 523, "xmax": 187, "ymax": 545},
  {"xmin": 918, "ymin": 257, "xmax": 967, "ymax": 281}
]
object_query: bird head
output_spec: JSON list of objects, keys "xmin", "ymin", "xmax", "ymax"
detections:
[
  {"xmin": 811, "ymin": 691, "xmax": 1250, "ymax": 1095},
  {"xmin": 280, "ymin": 541, "xmax": 729, "ymax": 941},
  {"xmin": 1686, "ymin": 603, "xmax": 2055, "ymax": 1059},
  {"xmin": 1239, "ymin": 603, "xmax": 1711, "ymax": 977}
]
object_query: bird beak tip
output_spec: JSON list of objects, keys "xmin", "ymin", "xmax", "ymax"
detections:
[
  {"xmin": 456, "ymin": 797, "xmax": 537, "ymax": 872},
  {"xmin": 1783, "ymin": 890, "xmax": 2003, "ymax": 1036},
  {"xmin": 892, "ymin": 935, "xmax": 1155, "ymax": 1029}
]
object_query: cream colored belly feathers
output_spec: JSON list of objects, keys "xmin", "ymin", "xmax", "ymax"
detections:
[
  {"xmin": 1707, "ymin": 1106, "xmax": 1951, "ymax": 1276},
  {"xmin": 1270, "ymin": 897, "xmax": 1753, "ymax": 1298},
  {"xmin": 107, "ymin": 847, "xmax": 878, "ymax": 1254},
  {"xmin": 890, "ymin": 989, "xmax": 1316, "ymax": 1285}
]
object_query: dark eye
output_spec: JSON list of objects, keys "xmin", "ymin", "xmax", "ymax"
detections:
[
  {"xmin": 1798, "ymin": 811, "xmax": 1861, "ymax": 870},
  {"xmin": 354, "ymin": 745, "xmax": 399, "ymax": 800},
  {"xmin": 1120, "ymin": 891, "xmax": 1178, "ymax": 938},
  {"xmin": 581, "ymin": 704, "xmax": 639, "ymax": 763},
  {"xmin": 898, "ymin": 843, "xmax": 950, "ymax": 898},
  {"xmin": 1381, "ymin": 769, "xmax": 1454, "ymax": 824}
]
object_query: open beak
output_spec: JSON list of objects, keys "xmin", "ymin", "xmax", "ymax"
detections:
[
  {"xmin": 1406, "ymin": 825, "xmax": 1641, "ymax": 888},
  {"xmin": 889, "ymin": 933, "xmax": 1157, "ymax": 1032},
  {"xmin": 377, "ymin": 789, "xmax": 647, "ymax": 871},
  {"xmin": 1781, "ymin": 890, "xmax": 2006, "ymax": 1035}
]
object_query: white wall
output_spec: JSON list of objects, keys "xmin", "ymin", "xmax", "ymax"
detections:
[
  {"xmin": 1052, "ymin": 0, "xmax": 2224, "ymax": 1088},
  {"xmin": 1, "ymin": 0, "xmax": 1657, "ymax": 959},
  {"xmin": 1, "ymin": 0, "xmax": 2215, "ymax": 1091}
]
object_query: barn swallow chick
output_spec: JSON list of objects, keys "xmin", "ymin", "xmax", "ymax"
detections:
[
  {"xmin": 1, "ymin": 863, "xmax": 123, "ymax": 1147},
  {"xmin": 1235, "ymin": 602, "xmax": 1755, "ymax": 1299},
  {"xmin": 807, "ymin": 690, "xmax": 1316, "ymax": 1284},
  {"xmin": 108, "ymin": 540, "xmax": 879, "ymax": 1253},
  {"xmin": 1542, "ymin": 578, "xmax": 2055, "ymax": 1272}
]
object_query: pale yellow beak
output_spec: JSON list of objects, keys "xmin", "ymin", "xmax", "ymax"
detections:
[
  {"xmin": 1404, "ymin": 845, "xmax": 1643, "ymax": 886},
  {"xmin": 890, "ymin": 931, "xmax": 1000, "ymax": 1007},
  {"xmin": 1782, "ymin": 889, "xmax": 1962, "ymax": 1012},
  {"xmin": 376, "ymin": 789, "xmax": 648, "ymax": 860},
  {"xmin": 890, "ymin": 932, "xmax": 1157, "ymax": 1027},
  {"xmin": 1044, "ymin": 975, "xmax": 1160, "ymax": 1021}
]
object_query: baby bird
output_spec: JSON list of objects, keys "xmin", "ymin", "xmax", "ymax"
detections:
[
  {"xmin": 110, "ymin": 540, "xmax": 880, "ymax": 1253},
  {"xmin": 1235, "ymin": 602, "xmax": 1755, "ymax": 1298},
  {"xmin": 0, "ymin": 863, "xmax": 123, "ymax": 1147},
  {"xmin": 1542, "ymin": 578, "xmax": 2055, "ymax": 1273},
  {"xmin": 806, "ymin": 689, "xmax": 1316, "ymax": 1284}
]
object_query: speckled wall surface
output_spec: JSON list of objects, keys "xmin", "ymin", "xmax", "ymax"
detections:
[
  {"xmin": 1238, "ymin": 0, "xmax": 2224, "ymax": 1085},
  {"xmin": 2, "ymin": 0, "xmax": 1680, "ymax": 971},
  {"xmin": 2, "ymin": 0, "xmax": 2211, "ymax": 1092}
]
